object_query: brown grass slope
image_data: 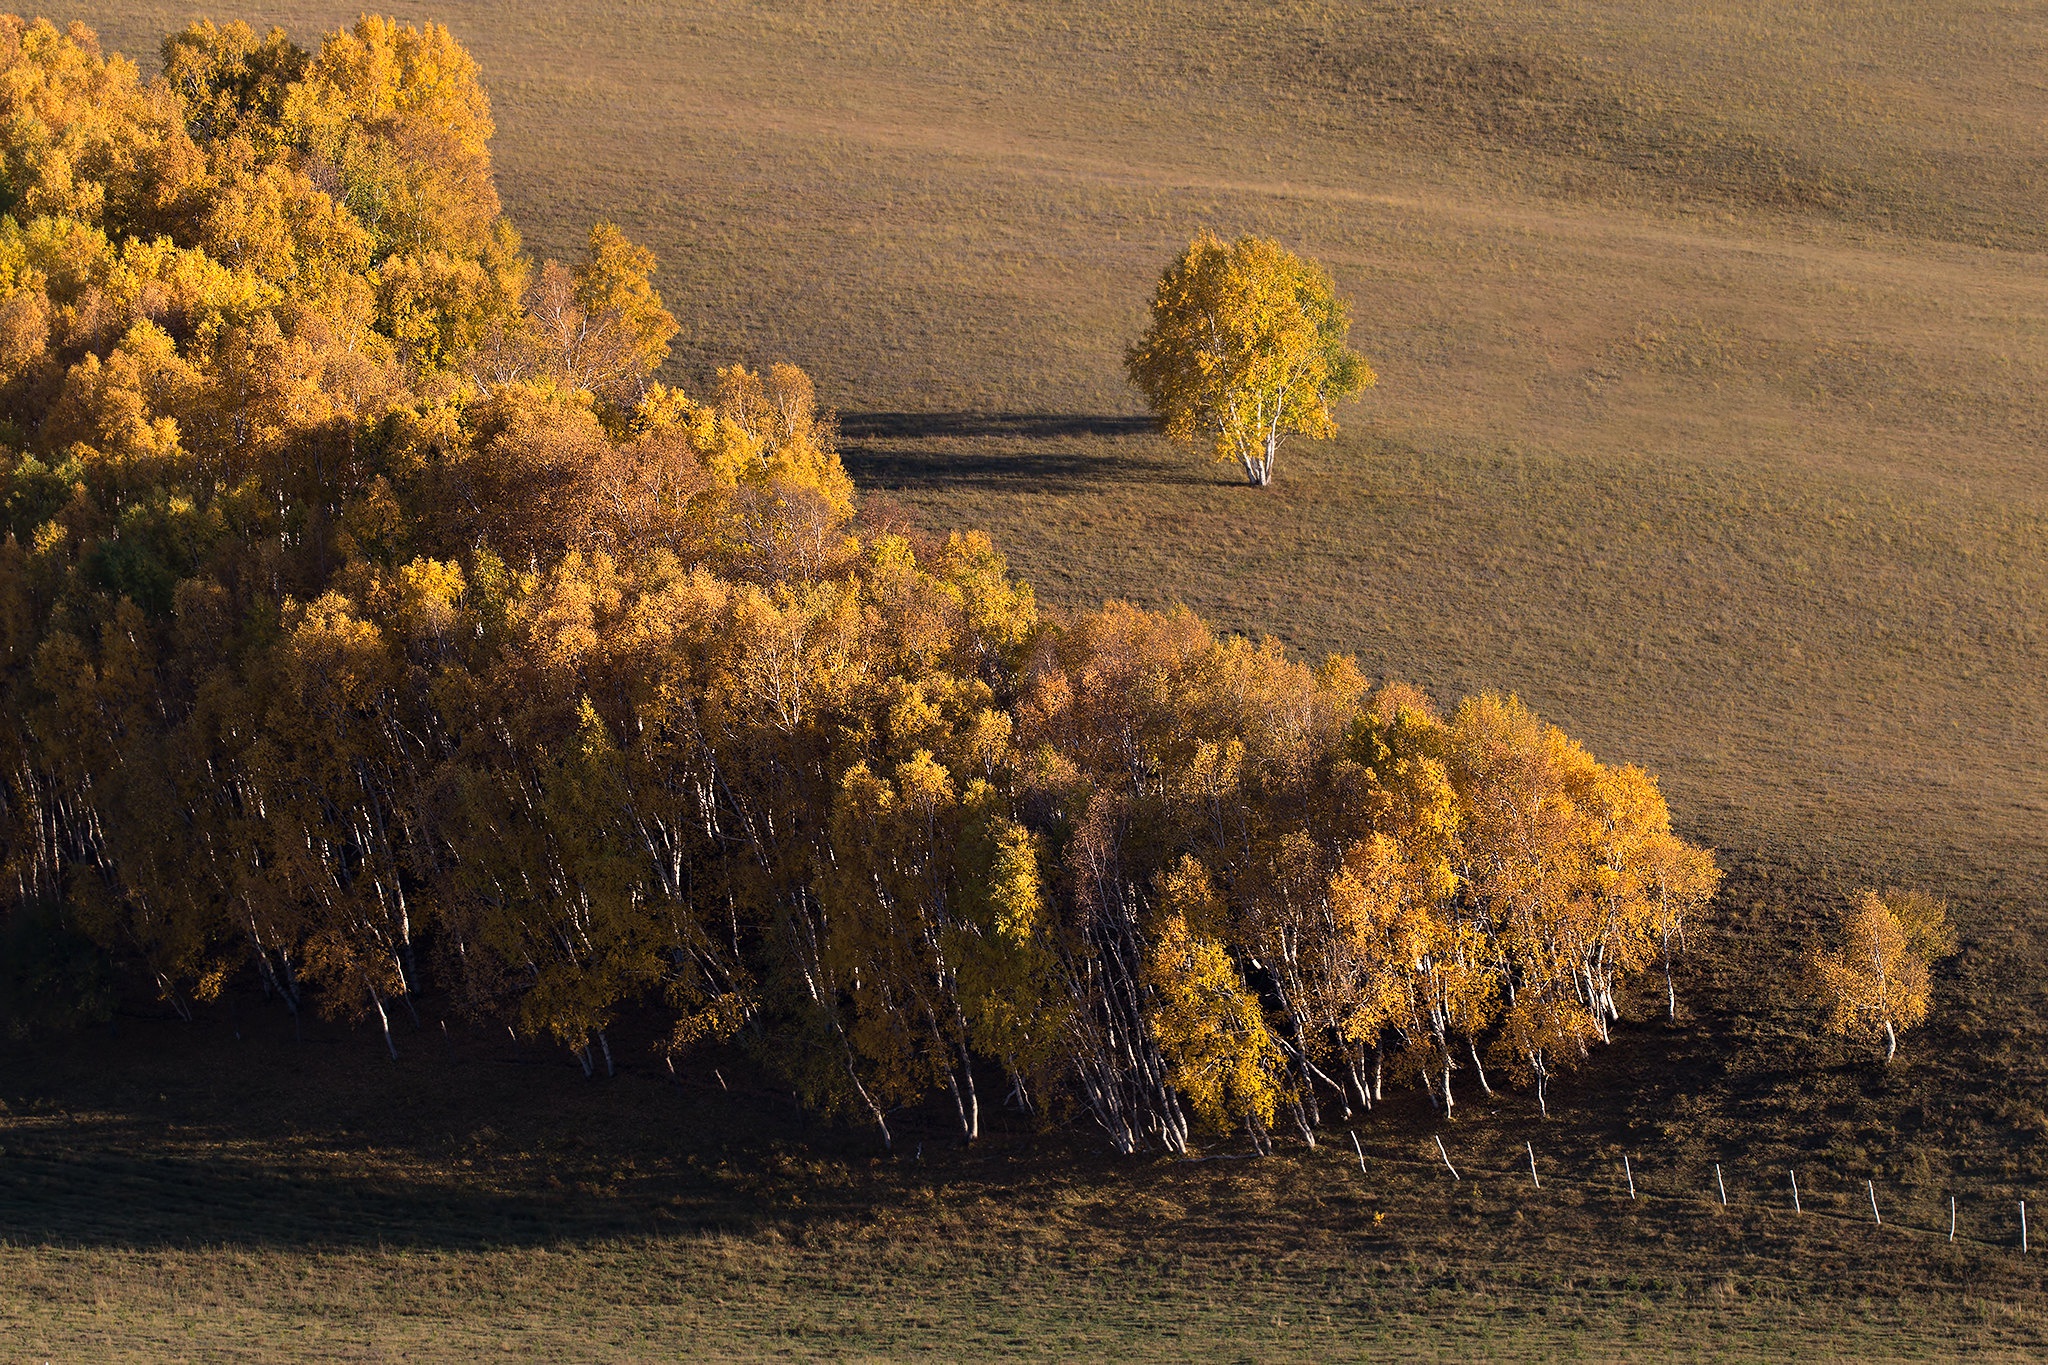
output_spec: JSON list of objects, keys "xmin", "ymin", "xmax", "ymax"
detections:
[
  {"xmin": 7, "ymin": 0, "xmax": 2047, "ymax": 1355},
  {"xmin": 6, "ymin": 987, "xmax": 2048, "ymax": 1361}
]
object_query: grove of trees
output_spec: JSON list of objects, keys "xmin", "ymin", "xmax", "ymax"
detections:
[{"xmin": 0, "ymin": 15, "xmax": 1723, "ymax": 1153}]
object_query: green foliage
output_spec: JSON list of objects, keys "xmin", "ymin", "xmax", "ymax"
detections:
[{"xmin": 80, "ymin": 493, "xmax": 221, "ymax": 617}]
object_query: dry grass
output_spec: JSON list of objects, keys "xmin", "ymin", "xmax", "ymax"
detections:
[
  {"xmin": 5, "ymin": 998, "xmax": 2048, "ymax": 1361},
  {"xmin": 12, "ymin": 0, "xmax": 2048, "ymax": 1355}
]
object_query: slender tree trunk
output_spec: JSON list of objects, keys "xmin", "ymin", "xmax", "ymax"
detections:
[
  {"xmin": 1583, "ymin": 966, "xmax": 1612, "ymax": 1044},
  {"xmin": 1291, "ymin": 1096, "xmax": 1316, "ymax": 1148},
  {"xmin": 1884, "ymin": 1018, "xmax": 1898, "ymax": 1061},
  {"xmin": 597, "ymin": 1029, "xmax": 615, "ymax": 1078},
  {"xmin": 1469, "ymin": 1039, "xmax": 1495, "ymax": 1097},
  {"xmin": 959, "ymin": 1042, "xmax": 980, "ymax": 1141},
  {"xmin": 942, "ymin": 1068, "xmax": 971, "ymax": 1140},
  {"xmin": 1347, "ymin": 1054, "xmax": 1372, "ymax": 1112},
  {"xmin": 1297, "ymin": 1059, "xmax": 1323, "ymax": 1129},
  {"xmin": 1162, "ymin": 1091, "xmax": 1190, "ymax": 1156},
  {"xmin": 842, "ymin": 1052, "xmax": 892, "ymax": 1151},
  {"xmin": 369, "ymin": 987, "xmax": 397, "ymax": 1061},
  {"xmin": 250, "ymin": 927, "xmax": 302, "ymax": 1025}
]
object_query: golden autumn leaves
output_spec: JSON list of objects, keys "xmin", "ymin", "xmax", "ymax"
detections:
[
  {"xmin": 1126, "ymin": 230, "xmax": 1374, "ymax": 487},
  {"xmin": 1126, "ymin": 684, "xmax": 1724, "ymax": 1143},
  {"xmin": 0, "ymin": 15, "xmax": 1945, "ymax": 1153},
  {"xmin": 1813, "ymin": 889, "xmax": 1955, "ymax": 1063}
]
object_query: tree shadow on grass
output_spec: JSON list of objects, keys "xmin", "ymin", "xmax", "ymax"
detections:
[
  {"xmin": 838, "ymin": 410, "xmax": 1219, "ymax": 492},
  {"xmin": 0, "ymin": 973, "xmax": 1734, "ymax": 1255},
  {"xmin": 0, "ymin": 1111, "xmax": 660, "ymax": 1249},
  {"xmin": 0, "ymin": 1017, "xmax": 1092, "ymax": 1253},
  {"xmin": 2, "ymin": 857, "xmax": 1995, "ymax": 1257},
  {"xmin": 0, "ymin": 1019, "xmax": 867, "ymax": 1251},
  {"xmin": 838, "ymin": 412, "xmax": 1154, "ymax": 441}
]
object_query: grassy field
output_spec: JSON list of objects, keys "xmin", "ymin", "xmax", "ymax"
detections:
[
  {"xmin": 6, "ymin": 987, "xmax": 2048, "ymax": 1361},
  {"xmin": 8, "ymin": 0, "xmax": 2048, "ymax": 1355}
]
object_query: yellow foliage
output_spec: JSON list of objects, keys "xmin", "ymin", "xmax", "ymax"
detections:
[
  {"xmin": 1144, "ymin": 895, "xmax": 1288, "ymax": 1135},
  {"xmin": 283, "ymin": 591, "xmax": 392, "ymax": 712},
  {"xmin": 288, "ymin": 16, "xmax": 500, "ymax": 260},
  {"xmin": 0, "ymin": 16, "xmax": 203, "ymax": 238},
  {"xmin": 0, "ymin": 17, "xmax": 1723, "ymax": 1151},
  {"xmin": 1813, "ymin": 888, "xmax": 1954, "ymax": 1061},
  {"xmin": 1125, "ymin": 230, "xmax": 1373, "ymax": 486}
]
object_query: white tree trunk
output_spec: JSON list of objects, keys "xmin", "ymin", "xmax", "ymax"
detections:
[
  {"xmin": 1469, "ymin": 1039, "xmax": 1495, "ymax": 1096},
  {"xmin": 370, "ymin": 988, "xmax": 397, "ymax": 1061}
]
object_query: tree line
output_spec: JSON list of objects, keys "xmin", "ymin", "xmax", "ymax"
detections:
[{"xmin": 0, "ymin": 15, "xmax": 1727, "ymax": 1153}]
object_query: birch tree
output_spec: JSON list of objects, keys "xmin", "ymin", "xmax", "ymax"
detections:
[
  {"xmin": 0, "ymin": 17, "xmax": 1728, "ymax": 1152},
  {"xmin": 1813, "ymin": 889, "xmax": 1955, "ymax": 1062},
  {"xmin": 1125, "ymin": 231, "xmax": 1373, "ymax": 487}
]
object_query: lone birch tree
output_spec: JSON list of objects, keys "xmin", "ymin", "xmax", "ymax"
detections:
[
  {"xmin": 1125, "ymin": 231, "xmax": 1373, "ymax": 487},
  {"xmin": 1813, "ymin": 889, "xmax": 1955, "ymax": 1061}
]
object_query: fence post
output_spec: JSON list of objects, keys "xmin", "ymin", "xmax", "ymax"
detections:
[
  {"xmin": 1868, "ymin": 1180, "xmax": 1881, "ymax": 1226},
  {"xmin": 1527, "ymin": 1141, "xmax": 1541, "ymax": 1189},
  {"xmin": 1789, "ymin": 1169, "xmax": 1800, "ymax": 1214},
  {"xmin": 1623, "ymin": 1154, "xmax": 1635, "ymax": 1199},
  {"xmin": 1716, "ymin": 1163, "xmax": 1728, "ymax": 1207}
]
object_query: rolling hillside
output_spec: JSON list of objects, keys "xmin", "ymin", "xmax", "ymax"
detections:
[{"xmin": 6, "ymin": 2, "xmax": 2046, "ymax": 1356}]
